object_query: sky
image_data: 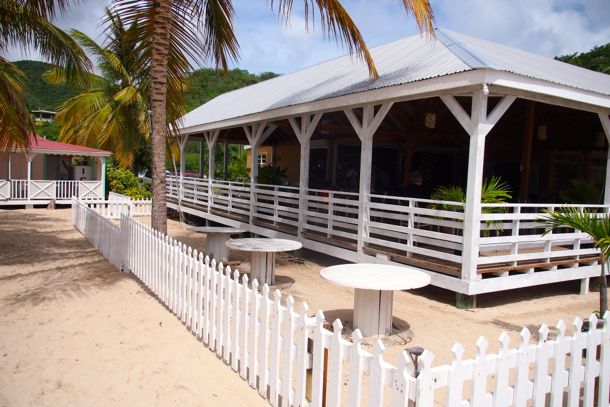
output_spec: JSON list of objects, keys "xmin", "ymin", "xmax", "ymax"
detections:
[{"xmin": 8, "ymin": 0, "xmax": 610, "ymax": 75}]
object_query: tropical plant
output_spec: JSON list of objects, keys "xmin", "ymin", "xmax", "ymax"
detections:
[
  {"xmin": 45, "ymin": 9, "xmax": 185, "ymax": 168},
  {"xmin": 106, "ymin": 161, "xmax": 151, "ymax": 199},
  {"xmin": 112, "ymin": 0, "xmax": 435, "ymax": 233},
  {"xmin": 431, "ymin": 176, "xmax": 512, "ymax": 235},
  {"xmin": 560, "ymin": 179, "xmax": 603, "ymax": 204},
  {"xmin": 0, "ymin": 0, "xmax": 91, "ymax": 150},
  {"xmin": 257, "ymin": 165, "xmax": 287, "ymax": 185},
  {"xmin": 539, "ymin": 208, "xmax": 609, "ymax": 316}
]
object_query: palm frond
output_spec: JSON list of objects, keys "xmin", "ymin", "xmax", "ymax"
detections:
[{"xmin": 0, "ymin": 58, "xmax": 32, "ymax": 150}]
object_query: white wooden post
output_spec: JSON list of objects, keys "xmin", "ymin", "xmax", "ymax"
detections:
[
  {"xmin": 100, "ymin": 157, "xmax": 106, "ymax": 199},
  {"xmin": 25, "ymin": 152, "xmax": 36, "ymax": 200},
  {"xmin": 598, "ymin": 113, "xmax": 610, "ymax": 204},
  {"xmin": 204, "ymin": 130, "xmax": 220, "ymax": 181},
  {"xmin": 7, "ymin": 153, "xmax": 11, "ymax": 179},
  {"xmin": 289, "ymin": 113, "xmax": 322, "ymax": 237},
  {"xmin": 344, "ymin": 103, "xmax": 393, "ymax": 254},
  {"xmin": 243, "ymin": 123, "xmax": 276, "ymax": 224},
  {"xmin": 441, "ymin": 90, "xmax": 515, "ymax": 286},
  {"xmin": 178, "ymin": 135, "xmax": 189, "ymax": 207},
  {"xmin": 199, "ymin": 139, "xmax": 205, "ymax": 178}
]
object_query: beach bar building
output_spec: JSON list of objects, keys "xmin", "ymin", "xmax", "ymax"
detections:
[
  {"xmin": 0, "ymin": 134, "xmax": 111, "ymax": 205},
  {"xmin": 169, "ymin": 29, "xmax": 610, "ymax": 305}
]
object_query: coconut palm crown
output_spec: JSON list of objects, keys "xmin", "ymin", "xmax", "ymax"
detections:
[
  {"xmin": 0, "ymin": 0, "xmax": 92, "ymax": 150},
  {"xmin": 111, "ymin": 0, "xmax": 435, "ymax": 233}
]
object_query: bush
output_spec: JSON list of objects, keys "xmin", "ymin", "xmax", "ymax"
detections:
[{"xmin": 106, "ymin": 162, "xmax": 151, "ymax": 199}]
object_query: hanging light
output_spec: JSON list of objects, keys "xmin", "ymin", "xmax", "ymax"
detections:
[
  {"xmin": 536, "ymin": 124, "xmax": 547, "ymax": 141},
  {"xmin": 595, "ymin": 132, "xmax": 606, "ymax": 148},
  {"xmin": 424, "ymin": 112, "xmax": 436, "ymax": 129}
]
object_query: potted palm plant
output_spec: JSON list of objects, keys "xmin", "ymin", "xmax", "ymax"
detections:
[
  {"xmin": 431, "ymin": 176, "xmax": 512, "ymax": 236},
  {"xmin": 539, "ymin": 208, "xmax": 609, "ymax": 319}
]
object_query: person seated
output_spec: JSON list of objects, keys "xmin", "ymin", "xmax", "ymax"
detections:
[{"xmin": 400, "ymin": 171, "xmax": 426, "ymax": 198}]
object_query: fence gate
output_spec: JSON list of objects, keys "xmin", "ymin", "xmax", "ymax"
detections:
[{"xmin": 0, "ymin": 180, "xmax": 9, "ymax": 200}]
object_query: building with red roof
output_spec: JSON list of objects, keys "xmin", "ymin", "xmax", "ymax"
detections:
[{"xmin": 0, "ymin": 134, "xmax": 112, "ymax": 205}]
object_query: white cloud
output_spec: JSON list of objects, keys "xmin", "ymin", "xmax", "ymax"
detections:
[{"xmin": 5, "ymin": 0, "xmax": 610, "ymax": 74}]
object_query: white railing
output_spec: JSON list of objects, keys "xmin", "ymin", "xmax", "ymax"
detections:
[
  {"xmin": 72, "ymin": 197, "xmax": 610, "ymax": 407},
  {"xmin": 1, "ymin": 179, "xmax": 104, "ymax": 200},
  {"xmin": 478, "ymin": 203, "xmax": 607, "ymax": 272},
  {"xmin": 80, "ymin": 198, "xmax": 152, "ymax": 219},
  {"xmin": 108, "ymin": 191, "xmax": 132, "ymax": 202}
]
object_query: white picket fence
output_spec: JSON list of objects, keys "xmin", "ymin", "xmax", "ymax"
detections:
[{"xmin": 72, "ymin": 197, "xmax": 610, "ymax": 406}]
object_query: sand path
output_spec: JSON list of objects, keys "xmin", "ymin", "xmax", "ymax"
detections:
[{"xmin": 0, "ymin": 208, "xmax": 267, "ymax": 407}]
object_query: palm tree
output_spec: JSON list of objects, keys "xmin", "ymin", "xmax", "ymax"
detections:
[
  {"xmin": 540, "ymin": 208, "xmax": 610, "ymax": 316},
  {"xmin": 0, "ymin": 0, "xmax": 91, "ymax": 150},
  {"xmin": 47, "ymin": 9, "xmax": 188, "ymax": 168},
  {"xmin": 112, "ymin": 0, "xmax": 435, "ymax": 233}
]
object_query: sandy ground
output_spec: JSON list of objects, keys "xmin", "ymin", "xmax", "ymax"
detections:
[
  {"xmin": 0, "ymin": 208, "xmax": 268, "ymax": 407},
  {"xmin": 0, "ymin": 208, "xmax": 601, "ymax": 406},
  {"xmin": 163, "ymin": 213, "xmax": 600, "ymax": 366}
]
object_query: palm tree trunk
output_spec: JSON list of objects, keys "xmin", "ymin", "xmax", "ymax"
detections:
[
  {"xmin": 601, "ymin": 257, "xmax": 608, "ymax": 317},
  {"xmin": 149, "ymin": 0, "xmax": 172, "ymax": 233}
]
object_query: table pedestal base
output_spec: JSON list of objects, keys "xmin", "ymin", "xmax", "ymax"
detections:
[
  {"xmin": 353, "ymin": 289, "xmax": 393, "ymax": 337},
  {"xmin": 250, "ymin": 252, "xmax": 276, "ymax": 285},
  {"xmin": 207, "ymin": 234, "xmax": 231, "ymax": 263}
]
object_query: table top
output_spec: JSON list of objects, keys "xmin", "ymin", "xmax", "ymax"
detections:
[
  {"xmin": 225, "ymin": 238, "xmax": 302, "ymax": 253},
  {"xmin": 187, "ymin": 226, "xmax": 246, "ymax": 234},
  {"xmin": 320, "ymin": 263, "xmax": 431, "ymax": 291}
]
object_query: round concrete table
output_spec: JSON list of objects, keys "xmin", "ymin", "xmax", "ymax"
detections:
[
  {"xmin": 320, "ymin": 263, "xmax": 431, "ymax": 337},
  {"xmin": 187, "ymin": 226, "xmax": 246, "ymax": 263},
  {"xmin": 226, "ymin": 238, "xmax": 302, "ymax": 285}
]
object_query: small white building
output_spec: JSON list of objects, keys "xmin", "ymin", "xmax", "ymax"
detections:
[
  {"xmin": 169, "ymin": 29, "xmax": 610, "ymax": 306},
  {"xmin": 0, "ymin": 134, "xmax": 111, "ymax": 205}
]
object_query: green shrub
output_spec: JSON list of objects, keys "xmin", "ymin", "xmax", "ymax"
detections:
[{"xmin": 106, "ymin": 162, "xmax": 151, "ymax": 199}]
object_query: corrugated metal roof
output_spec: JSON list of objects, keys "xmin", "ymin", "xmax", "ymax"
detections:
[{"xmin": 180, "ymin": 28, "xmax": 610, "ymax": 132}]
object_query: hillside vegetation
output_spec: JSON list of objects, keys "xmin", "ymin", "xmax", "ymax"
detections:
[
  {"xmin": 14, "ymin": 60, "xmax": 77, "ymax": 111},
  {"xmin": 556, "ymin": 43, "xmax": 610, "ymax": 73},
  {"xmin": 185, "ymin": 68, "xmax": 278, "ymax": 112}
]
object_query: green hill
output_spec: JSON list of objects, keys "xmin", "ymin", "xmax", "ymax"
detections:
[
  {"xmin": 13, "ymin": 60, "xmax": 278, "ymax": 113},
  {"xmin": 556, "ymin": 43, "xmax": 610, "ymax": 73},
  {"xmin": 185, "ymin": 68, "xmax": 278, "ymax": 112},
  {"xmin": 13, "ymin": 60, "xmax": 77, "ymax": 111}
]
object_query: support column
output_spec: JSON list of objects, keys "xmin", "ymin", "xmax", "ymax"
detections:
[
  {"xmin": 204, "ymin": 130, "xmax": 220, "ymax": 214},
  {"xmin": 204, "ymin": 130, "xmax": 220, "ymax": 181},
  {"xmin": 289, "ymin": 113, "xmax": 322, "ymax": 238},
  {"xmin": 8, "ymin": 153, "xmax": 11, "ymax": 179},
  {"xmin": 244, "ymin": 123, "xmax": 276, "ymax": 224},
  {"xmin": 100, "ymin": 157, "xmax": 107, "ymax": 199},
  {"xmin": 199, "ymin": 139, "xmax": 205, "ymax": 178},
  {"xmin": 223, "ymin": 142, "xmax": 228, "ymax": 180},
  {"xmin": 25, "ymin": 152, "xmax": 36, "ymax": 201},
  {"xmin": 520, "ymin": 102, "xmax": 535, "ymax": 202},
  {"xmin": 344, "ymin": 103, "xmax": 393, "ymax": 255},
  {"xmin": 598, "ymin": 113, "xmax": 610, "ymax": 204},
  {"xmin": 441, "ymin": 89, "xmax": 515, "ymax": 306},
  {"xmin": 177, "ymin": 135, "xmax": 189, "ymax": 206}
]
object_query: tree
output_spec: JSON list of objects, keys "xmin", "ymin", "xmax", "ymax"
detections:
[
  {"xmin": 113, "ymin": 0, "xmax": 435, "ymax": 233},
  {"xmin": 47, "ymin": 9, "xmax": 190, "ymax": 170},
  {"xmin": 540, "ymin": 208, "xmax": 610, "ymax": 316},
  {"xmin": 0, "ymin": 0, "xmax": 91, "ymax": 150}
]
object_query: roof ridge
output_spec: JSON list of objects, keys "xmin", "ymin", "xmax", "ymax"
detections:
[{"xmin": 435, "ymin": 28, "xmax": 492, "ymax": 69}]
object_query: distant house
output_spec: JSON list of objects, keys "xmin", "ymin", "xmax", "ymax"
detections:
[
  {"xmin": 0, "ymin": 134, "xmax": 112, "ymax": 205},
  {"xmin": 31, "ymin": 109, "xmax": 56, "ymax": 123},
  {"xmin": 168, "ymin": 29, "xmax": 610, "ymax": 306}
]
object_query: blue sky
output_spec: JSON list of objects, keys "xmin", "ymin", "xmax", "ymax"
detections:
[{"xmin": 9, "ymin": 0, "xmax": 610, "ymax": 75}]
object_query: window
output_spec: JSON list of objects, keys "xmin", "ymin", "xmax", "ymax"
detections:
[{"xmin": 258, "ymin": 153, "xmax": 267, "ymax": 166}]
